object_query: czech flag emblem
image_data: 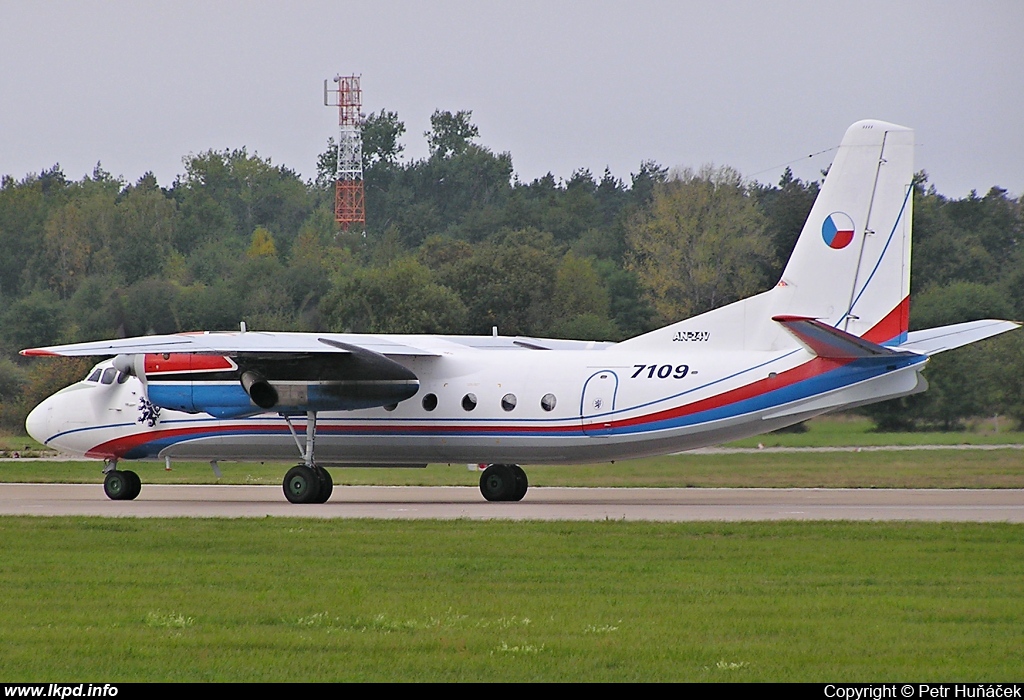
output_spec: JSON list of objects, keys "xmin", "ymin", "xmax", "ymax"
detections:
[{"xmin": 822, "ymin": 212, "xmax": 855, "ymax": 249}]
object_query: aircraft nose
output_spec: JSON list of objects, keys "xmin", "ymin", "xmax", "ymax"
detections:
[{"xmin": 25, "ymin": 399, "xmax": 53, "ymax": 445}]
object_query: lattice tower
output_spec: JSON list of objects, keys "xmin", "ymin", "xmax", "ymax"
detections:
[{"xmin": 324, "ymin": 74, "xmax": 365, "ymax": 230}]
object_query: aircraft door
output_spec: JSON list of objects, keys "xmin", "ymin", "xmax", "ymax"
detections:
[{"xmin": 581, "ymin": 370, "xmax": 618, "ymax": 437}]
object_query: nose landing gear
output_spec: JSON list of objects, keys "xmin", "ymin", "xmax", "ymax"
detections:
[{"xmin": 102, "ymin": 460, "xmax": 141, "ymax": 501}]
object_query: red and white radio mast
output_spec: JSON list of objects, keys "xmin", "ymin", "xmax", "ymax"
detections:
[{"xmin": 324, "ymin": 74, "xmax": 365, "ymax": 231}]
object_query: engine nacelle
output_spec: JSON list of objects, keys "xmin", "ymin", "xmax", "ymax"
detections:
[{"xmin": 126, "ymin": 351, "xmax": 420, "ymax": 419}]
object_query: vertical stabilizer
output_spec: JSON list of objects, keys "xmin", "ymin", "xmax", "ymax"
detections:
[{"xmin": 774, "ymin": 119, "xmax": 914, "ymax": 344}]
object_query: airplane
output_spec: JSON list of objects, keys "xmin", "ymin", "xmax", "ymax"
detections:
[{"xmin": 21, "ymin": 119, "xmax": 1019, "ymax": 504}]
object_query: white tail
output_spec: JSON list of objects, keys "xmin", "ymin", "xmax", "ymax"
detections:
[{"xmin": 619, "ymin": 119, "xmax": 915, "ymax": 352}]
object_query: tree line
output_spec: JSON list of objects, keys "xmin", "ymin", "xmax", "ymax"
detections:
[{"xmin": 0, "ymin": 110, "xmax": 1021, "ymax": 432}]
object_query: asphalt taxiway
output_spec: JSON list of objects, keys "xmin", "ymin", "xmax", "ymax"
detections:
[{"xmin": 1, "ymin": 483, "xmax": 1023, "ymax": 521}]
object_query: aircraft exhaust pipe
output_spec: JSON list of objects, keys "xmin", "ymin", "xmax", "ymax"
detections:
[{"xmin": 240, "ymin": 371, "xmax": 278, "ymax": 409}]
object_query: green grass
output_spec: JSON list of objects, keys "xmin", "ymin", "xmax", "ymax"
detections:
[
  {"xmin": 0, "ymin": 434, "xmax": 47, "ymax": 456},
  {"xmin": 0, "ymin": 517, "xmax": 1020, "ymax": 681},
  {"xmin": 726, "ymin": 415, "xmax": 1024, "ymax": 448},
  {"xmin": 4, "ymin": 447, "xmax": 1024, "ymax": 489}
]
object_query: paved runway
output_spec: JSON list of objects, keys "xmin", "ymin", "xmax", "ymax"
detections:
[{"xmin": 2, "ymin": 483, "xmax": 1023, "ymax": 521}]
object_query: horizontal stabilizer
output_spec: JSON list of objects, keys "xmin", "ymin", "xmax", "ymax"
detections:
[
  {"xmin": 900, "ymin": 320, "xmax": 1020, "ymax": 356},
  {"xmin": 773, "ymin": 315, "xmax": 918, "ymax": 359}
]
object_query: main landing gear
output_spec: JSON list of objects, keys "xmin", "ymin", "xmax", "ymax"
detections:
[
  {"xmin": 282, "ymin": 463, "xmax": 333, "ymax": 504},
  {"xmin": 281, "ymin": 411, "xmax": 333, "ymax": 504},
  {"xmin": 102, "ymin": 460, "xmax": 141, "ymax": 501},
  {"xmin": 479, "ymin": 464, "xmax": 528, "ymax": 502}
]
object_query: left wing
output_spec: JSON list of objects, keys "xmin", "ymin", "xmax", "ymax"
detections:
[{"xmin": 20, "ymin": 331, "xmax": 441, "ymax": 358}]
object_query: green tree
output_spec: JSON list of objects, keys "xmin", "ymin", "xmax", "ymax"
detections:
[
  {"xmin": 113, "ymin": 182, "xmax": 176, "ymax": 284},
  {"xmin": 3, "ymin": 290, "xmax": 66, "ymax": 352},
  {"xmin": 547, "ymin": 253, "xmax": 618, "ymax": 339},
  {"xmin": 362, "ymin": 110, "xmax": 406, "ymax": 171},
  {"xmin": 425, "ymin": 110, "xmax": 479, "ymax": 159},
  {"xmin": 626, "ymin": 166, "xmax": 773, "ymax": 324},
  {"xmin": 753, "ymin": 167, "xmax": 819, "ymax": 280},
  {"xmin": 247, "ymin": 226, "xmax": 279, "ymax": 259},
  {"xmin": 41, "ymin": 203, "xmax": 91, "ymax": 298},
  {"xmin": 0, "ymin": 356, "xmax": 29, "ymax": 430},
  {"xmin": 321, "ymin": 258, "xmax": 467, "ymax": 333},
  {"xmin": 438, "ymin": 229, "xmax": 561, "ymax": 335},
  {"xmin": 174, "ymin": 149, "xmax": 310, "ymax": 254}
]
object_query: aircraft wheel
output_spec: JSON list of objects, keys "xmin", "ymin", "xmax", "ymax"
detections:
[
  {"xmin": 314, "ymin": 467, "xmax": 333, "ymax": 504},
  {"xmin": 104, "ymin": 470, "xmax": 133, "ymax": 501},
  {"xmin": 283, "ymin": 465, "xmax": 322, "ymax": 504},
  {"xmin": 480, "ymin": 464, "xmax": 516, "ymax": 502},
  {"xmin": 510, "ymin": 465, "xmax": 528, "ymax": 502},
  {"xmin": 122, "ymin": 470, "xmax": 142, "ymax": 500}
]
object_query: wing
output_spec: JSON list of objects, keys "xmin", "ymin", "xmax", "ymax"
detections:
[{"xmin": 21, "ymin": 331, "xmax": 441, "ymax": 358}]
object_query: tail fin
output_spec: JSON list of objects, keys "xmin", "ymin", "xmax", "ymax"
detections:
[
  {"xmin": 618, "ymin": 119, "xmax": 915, "ymax": 352},
  {"xmin": 775, "ymin": 119, "xmax": 914, "ymax": 344}
]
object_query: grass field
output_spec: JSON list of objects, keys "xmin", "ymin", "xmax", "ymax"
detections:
[
  {"xmin": 726, "ymin": 415, "xmax": 1024, "ymax": 448},
  {"xmin": 2, "ymin": 415, "xmax": 1022, "ymax": 681},
  {"xmin": 0, "ymin": 517, "xmax": 1021, "ymax": 682}
]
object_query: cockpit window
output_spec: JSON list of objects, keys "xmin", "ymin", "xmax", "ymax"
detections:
[
  {"xmin": 87, "ymin": 369, "xmax": 102, "ymax": 383},
  {"xmin": 116, "ymin": 371, "xmax": 130, "ymax": 384},
  {"xmin": 100, "ymin": 368, "xmax": 117, "ymax": 385}
]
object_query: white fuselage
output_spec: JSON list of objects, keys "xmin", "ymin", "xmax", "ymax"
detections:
[{"xmin": 26, "ymin": 335, "xmax": 927, "ymax": 466}]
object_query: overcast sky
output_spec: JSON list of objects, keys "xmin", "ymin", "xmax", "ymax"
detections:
[{"xmin": 2, "ymin": 1, "xmax": 1022, "ymax": 198}]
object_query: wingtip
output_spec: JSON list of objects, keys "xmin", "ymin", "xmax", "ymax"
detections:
[{"xmin": 20, "ymin": 348, "xmax": 58, "ymax": 357}]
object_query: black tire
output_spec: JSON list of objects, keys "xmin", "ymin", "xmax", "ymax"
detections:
[
  {"xmin": 122, "ymin": 470, "xmax": 142, "ymax": 500},
  {"xmin": 510, "ymin": 465, "xmax": 528, "ymax": 502},
  {"xmin": 103, "ymin": 471, "xmax": 131, "ymax": 501},
  {"xmin": 315, "ymin": 467, "xmax": 333, "ymax": 504},
  {"xmin": 283, "ymin": 465, "xmax": 322, "ymax": 504},
  {"xmin": 480, "ymin": 464, "xmax": 515, "ymax": 502}
]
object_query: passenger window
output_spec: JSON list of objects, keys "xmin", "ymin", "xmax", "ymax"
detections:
[
  {"xmin": 100, "ymin": 368, "xmax": 117, "ymax": 384},
  {"xmin": 501, "ymin": 393, "xmax": 517, "ymax": 411},
  {"xmin": 422, "ymin": 393, "xmax": 438, "ymax": 411},
  {"xmin": 462, "ymin": 393, "xmax": 477, "ymax": 411},
  {"xmin": 541, "ymin": 393, "xmax": 557, "ymax": 412},
  {"xmin": 383, "ymin": 403, "xmax": 398, "ymax": 412}
]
